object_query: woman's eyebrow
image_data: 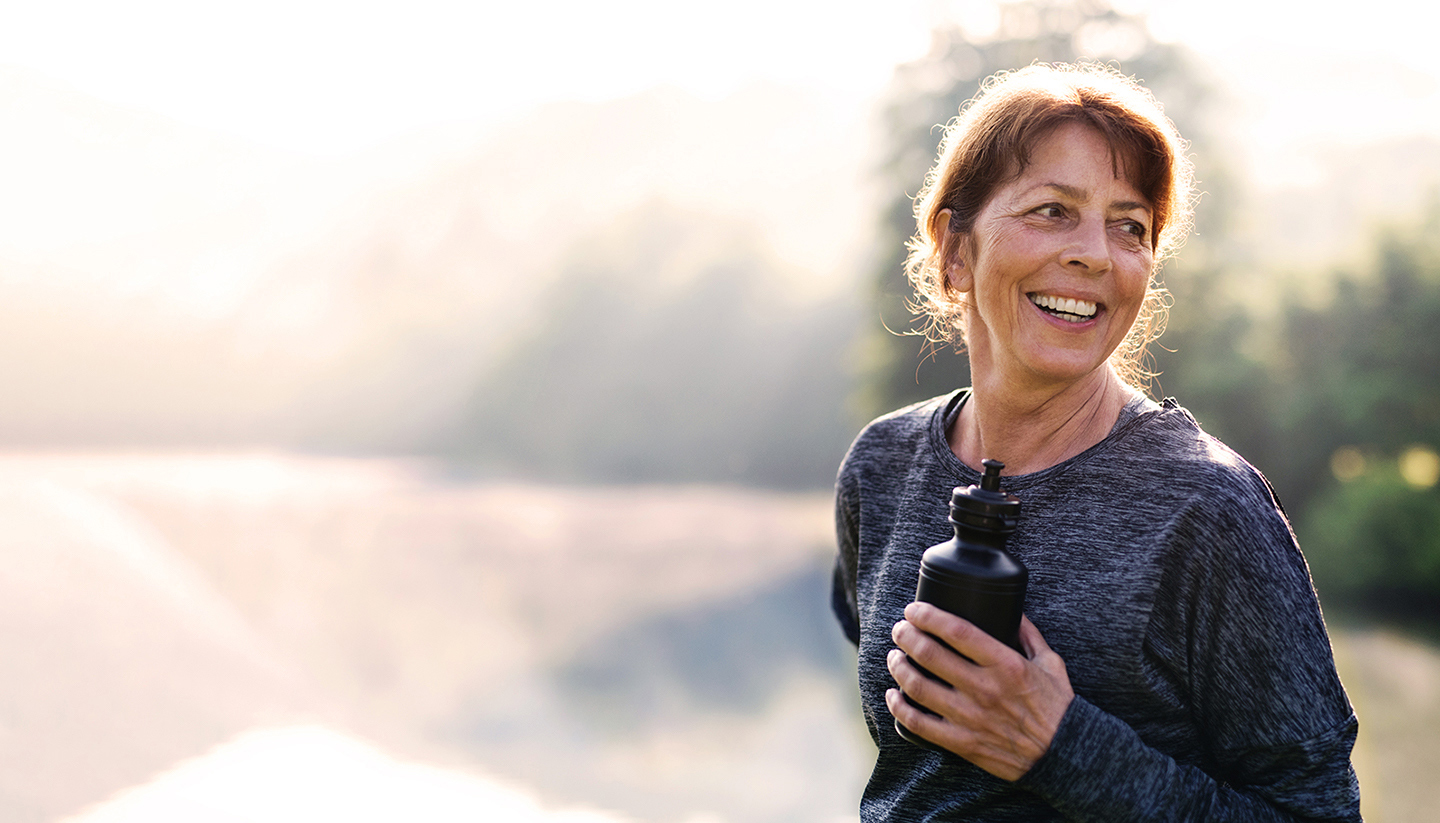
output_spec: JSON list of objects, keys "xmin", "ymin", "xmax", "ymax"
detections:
[
  {"xmin": 1039, "ymin": 182, "xmax": 1086, "ymax": 200},
  {"xmin": 1038, "ymin": 183, "xmax": 1151, "ymax": 214}
]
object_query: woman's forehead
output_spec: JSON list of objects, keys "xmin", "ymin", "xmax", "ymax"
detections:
[{"xmin": 1005, "ymin": 124, "xmax": 1153, "ymax": 206}]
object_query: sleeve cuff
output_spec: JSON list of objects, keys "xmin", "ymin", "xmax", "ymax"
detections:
[{"xmin": 1015, "ymin": 695, "xmax": 1187, "ymax": 821}]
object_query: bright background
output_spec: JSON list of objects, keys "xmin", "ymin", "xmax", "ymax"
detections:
[
  {"xmin": 2, "ymin": 1, "xmax": 1439, "ymax": 822},
  {"xmin": 6, "ymin": 0, "xmax": 1440, "ymax": 164}
]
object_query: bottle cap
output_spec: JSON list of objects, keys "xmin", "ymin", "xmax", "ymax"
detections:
[{"xmin": 950, "ymin": 459, "xmax": 1021, "ymax": 533}]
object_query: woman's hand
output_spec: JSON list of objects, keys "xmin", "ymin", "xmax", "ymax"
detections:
[{"xmin": 886, "ymin": 602, "xmax": 1075, "ymax": 781}]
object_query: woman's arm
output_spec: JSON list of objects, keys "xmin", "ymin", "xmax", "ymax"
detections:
[
  {"xmin": 832, "ymin": 477, "xmax": 862, "ymax": 646},
  {"xmin": 888, "ymin": 602, "xmax": 1360, "ymax": 822},
  {"xmin": 1019, "ymin": 694, "xmax": 1358, "ymax": 823}
]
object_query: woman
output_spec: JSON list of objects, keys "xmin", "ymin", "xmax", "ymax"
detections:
[{"xmin": 832, "ymin": 64, "xmax": 1361, "ymax": 821}]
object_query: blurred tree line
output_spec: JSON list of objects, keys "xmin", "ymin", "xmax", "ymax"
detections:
[
  {"xmin": 443, "ymin": 204, "xmax": 859, "ymax": 489},
  {"xmin": 857, "ymin": 0, "xmax": 1440, "ymax": 623}
]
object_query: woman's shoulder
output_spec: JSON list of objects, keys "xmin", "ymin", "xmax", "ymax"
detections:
[
  {"xmin": 1123, "ymin": 397, "xmax": 1272, "ymax": 481},
  {"xmin": 1111, "ymin": 401, "xmax": 1318, "ymax": 616},
  {"xmin": 1104, "ymin": 397, "xmax": 1289, "ymax": 522}
]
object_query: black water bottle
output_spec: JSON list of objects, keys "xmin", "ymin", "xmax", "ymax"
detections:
[{"xmin": 895, "ymin": 458, "xmax": 1026, "ymax": 751}]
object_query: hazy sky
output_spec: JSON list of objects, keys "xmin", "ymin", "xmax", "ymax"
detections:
[
  {"xmin": 3, "ymin": 0, "xmax": 1438, "ymax": 186},
  {"xmin": 0, "ymin": 0, "xmax": 928, "ymax": 156}
]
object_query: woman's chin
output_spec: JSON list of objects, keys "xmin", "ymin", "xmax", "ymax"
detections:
[{"xmin": 1000, "ymin": 334, "xmax": 1118, "ymax": 387}]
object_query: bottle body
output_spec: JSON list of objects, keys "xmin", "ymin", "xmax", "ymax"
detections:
[
  {"xmin": 914, "ymin": 539, "xmax": 1026, "ymax": 653},
  {"xmin": 895, "ymin": 536, "xmax": 1029, "ymax": 751},
  {"xmin": 894, "ymin": 460, "xmax": 1026, "ymax": 752}
]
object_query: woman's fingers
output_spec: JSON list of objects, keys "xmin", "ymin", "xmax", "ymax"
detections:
[
  {"xmin": 888, "ymin": 611, "xmax": 1018, "ymax": 727},
  {"xmin": 1017, "ymin": 613, "xmax": 1045, "ymax": 660},
  {"xmin": 885, "ymin": 686, "xmax": 955, "ymax": 747},
  {"xmin": 890, "ymin": 618, "xmax": 968, "ymax": 697},
  {"xmin": 884, "ymin": 683, "xmax": 1033, "ymax": 782},
  {"xmin": 896, "ymin": 601, "xmax": 1014, "ymax": 670},
  {"xmin": 888, "ymin": 609, "xmax": 1076, "ymax": 781},
  {"xmin": 885, "ymin": 648, "xmax": 946, "ymax": 713}
]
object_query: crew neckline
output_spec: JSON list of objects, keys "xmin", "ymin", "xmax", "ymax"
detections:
[{"xmin": 932, "ymin": 388, "xmax": 1162, "ymax": 490}]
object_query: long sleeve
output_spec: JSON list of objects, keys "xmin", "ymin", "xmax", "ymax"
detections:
[
  {"xmin": 832, "ymin": 476, "xmax": 861, "ymax": 647},
  {"xmin": 1017, "ymin": 471, "xmax": 1361, "ymax": 821},
  {"xmin": 1020, "ymin": 697, "xmax": 1358, "ymax": 821}
]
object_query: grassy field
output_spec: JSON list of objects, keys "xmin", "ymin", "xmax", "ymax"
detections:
[
  {"xmin": 1, "ymin": 453, "xmax": 1433, "ymax": 822},
  {"xmin": 1332, "ymin": 626, "xmax": 1440, "ymax": 822}
]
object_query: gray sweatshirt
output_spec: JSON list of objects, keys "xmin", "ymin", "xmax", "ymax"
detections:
[{"xmin": 833, "ymin": 390, "xmax": 1361, "ymax": 821}]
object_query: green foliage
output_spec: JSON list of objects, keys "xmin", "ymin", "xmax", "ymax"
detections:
[
  {"xmin": 1303, "ymin": 460, "xmax": 1440, "ymax": 618},
  {"xmin": 1246, "ymin": 198, "xmax": 1440, "ymax": 618},
  {"xmin": 1267, "ymin": 200, "xmax": 1440, "ymax": 516}
]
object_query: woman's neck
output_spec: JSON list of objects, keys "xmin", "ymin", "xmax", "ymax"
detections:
[{"xmin": 950, "ymin": 367, "xmax": 1137, "ymax": 476}]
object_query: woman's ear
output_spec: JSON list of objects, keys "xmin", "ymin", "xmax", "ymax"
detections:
[{"xmin": 936, "ymin": 209, "xmax": 972, "ymax": 294}]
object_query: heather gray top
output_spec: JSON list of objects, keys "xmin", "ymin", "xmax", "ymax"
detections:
[{"xmin": 833, "ymin": 390, "xmax": 1361, "ymax": 822}]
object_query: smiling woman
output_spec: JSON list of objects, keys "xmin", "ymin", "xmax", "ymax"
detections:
[
  {"xmin": 832, "ymin": 64, "xmax": 1362, "ymax": 821},
  {"xmin": 906, "ymin": 64, "xmax": 1192, "ymax": 395}
]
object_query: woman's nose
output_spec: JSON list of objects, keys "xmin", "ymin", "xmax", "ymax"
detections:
[{"xmin": 1064, "ymin": 218, "xmax": 1112, "ymax": 274}]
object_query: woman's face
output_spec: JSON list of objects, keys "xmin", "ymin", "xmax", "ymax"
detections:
[{"xmin": 948, "ymin": 121, "xmax": 1154, "ymax": 392}]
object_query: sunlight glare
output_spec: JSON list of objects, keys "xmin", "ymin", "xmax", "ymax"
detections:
[
  {"xmin": 66, "ymin": 726, "xmax": 629, "ymax": 823},
  {"xmin": 1399, "ymin": 445, "xmax": 1440, "ymax": 490},
  {"xmin": 1331, "ymin": 447, "xmax": 1367, "ymax": 483},
  {"xmin": 0, "ymin": 0, "xmax": 930, "ymax": 159}
]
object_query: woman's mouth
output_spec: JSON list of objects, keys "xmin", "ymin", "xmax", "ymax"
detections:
[{"xmin": 1028, "ymin": 293, "xmax": 1098, "ymax": 323}]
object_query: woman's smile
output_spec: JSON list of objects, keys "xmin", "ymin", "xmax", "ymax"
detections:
[{"xmin": 1027, "ymin": 292, "xmax": 1099, "ymax": 324}]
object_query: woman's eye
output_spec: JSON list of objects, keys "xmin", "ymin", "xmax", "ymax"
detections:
[
  {"xmin": 1120, "ymin": 220, "xmax": 1148, "ymax": 240},
  {"xmin": 1034, "ymin": 204, "xmax": 1065, "ymax": 218}
]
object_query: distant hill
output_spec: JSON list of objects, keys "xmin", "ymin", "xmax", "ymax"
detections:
[
  {"xmin": 0, "ymin": 69, "xmax": 874, "ymax": 474},
  {"xmin": 6, "ymin": 62, "xmax": 1440, "ymax": 487}
]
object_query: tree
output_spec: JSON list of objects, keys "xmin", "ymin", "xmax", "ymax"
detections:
[
  {"xmin": 1273, "ymin": 196, "xmax": 1440, "ymax": 523},
  {"xmin": 1302, "ymin": 455, "xmax": 1440, "ymax": 621}
]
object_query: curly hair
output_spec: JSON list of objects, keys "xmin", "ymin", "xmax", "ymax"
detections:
[{"xmin": 904, "ymin": 63, "xmax": 1196, "ymax": 390}]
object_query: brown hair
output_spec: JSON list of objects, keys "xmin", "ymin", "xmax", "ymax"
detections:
[{"xmin": 905, "ymin": 63, "xmax": 1195, "ymax": 390}]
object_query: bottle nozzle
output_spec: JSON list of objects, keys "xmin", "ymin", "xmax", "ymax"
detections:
[
  {"xmin": 980, "ymin": 459, "xmax": 1005, "ymax": 492},
  {"xmin": 950, "ymin": 458, "xmax": 1020, "ymax": 535}
]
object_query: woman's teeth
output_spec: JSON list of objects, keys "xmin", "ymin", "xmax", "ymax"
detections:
[{"xmin": 1029, "ymin": 293, "xmax": 1097, "ymax": 322}]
